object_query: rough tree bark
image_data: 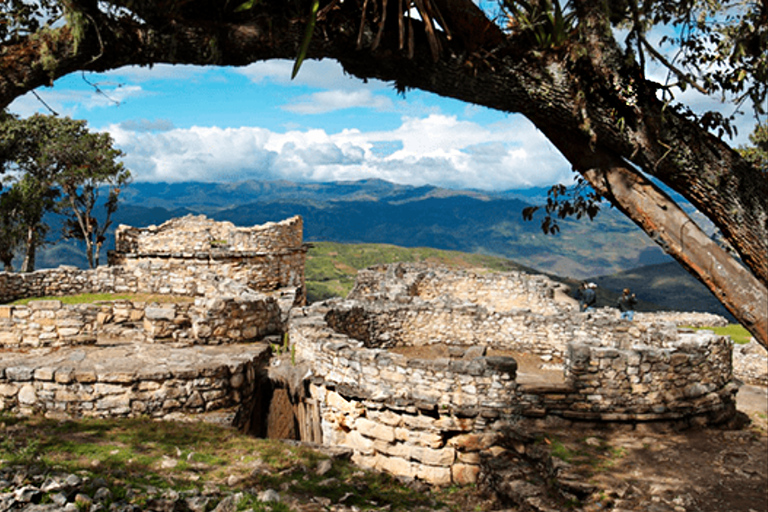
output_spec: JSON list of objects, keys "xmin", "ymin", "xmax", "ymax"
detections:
[{"xmin": 1, "ymin": 0, "xmax": 765, "ymax": 345}]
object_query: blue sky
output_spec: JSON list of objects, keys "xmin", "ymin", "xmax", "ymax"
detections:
[{"xmin": 8, "ymin": 53, "xmax": 754, "ymax": 191}]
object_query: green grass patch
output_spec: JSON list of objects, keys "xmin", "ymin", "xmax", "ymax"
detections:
[
  {"xmin": 0, "ymin": 413, "xmax": 471, "ymax": 511},
  {"xmin": 685, "ymin": 323, "xmax": 753, "ymax": 344},
  {"xmin": 305, "ymin": 242, "xmax": 535, "ymax": 302}
]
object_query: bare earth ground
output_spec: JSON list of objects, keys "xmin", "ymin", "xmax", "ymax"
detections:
[{"xmin": 392, "ymin": 345, "xmax": 768, "ymax": 512}]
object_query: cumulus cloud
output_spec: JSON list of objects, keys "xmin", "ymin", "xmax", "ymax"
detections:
[
  {"xmin": 285, "ymin": 90, "xmax": 394, "ymax": 114},
  {"xmin": 235, "ymin": 60, "xmax": 388, "ymax": 91},
  {"xmin": 106, "ymin": 114, "xmax": 571, "ymax": 190},
  {"xmin": 102, "ymin": 64, "xmax": 211, "ymax": 83},
  {"xmin": 8, "ymin": 84, "xmax": 144, "ymax": 118},
  {"xmin": 118, "ymin": 118, "xmax": 175, "ymax": 132}
]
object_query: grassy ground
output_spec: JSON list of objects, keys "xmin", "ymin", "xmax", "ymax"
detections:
[
  {"xmin": 305, "ymin": 242, "xmax": 537, "ymax": 303},
  {"xmin": 0, "ymin": 414, "xmax": 488, "ymax": 511},
  {"xmin": 686, "ymin": 324, "xmax": 753, "ymax": 344}
]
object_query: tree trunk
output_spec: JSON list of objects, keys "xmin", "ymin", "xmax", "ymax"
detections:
[
  {"xmin": 21, "ymin": 225, "xmax": 36, "ymax": 273},
  {"xmin": 543, "ymin": 128, "xmax": 768, "ymax": 344}
]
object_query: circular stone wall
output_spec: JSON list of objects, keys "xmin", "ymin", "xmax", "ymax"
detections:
[{"xmin": 288, "ymin": 264, "xmax": 737, "ymax": 485}]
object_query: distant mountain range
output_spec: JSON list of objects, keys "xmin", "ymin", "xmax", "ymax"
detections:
[
  {"xmin": 26, "ymin": 178, "xmax": 732, "ymax": 318},
  {"xmin": 107, "ymin": 179, "xmax": 672, "ymax": 278}
]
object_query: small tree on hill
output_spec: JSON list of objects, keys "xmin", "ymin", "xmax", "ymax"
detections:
[{"xmin": 0, "ymin": 113, "xmax": 131, "ymax": 271}]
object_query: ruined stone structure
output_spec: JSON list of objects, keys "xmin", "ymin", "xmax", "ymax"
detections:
[
  {"xmin": 287, "ymin": 264, "xmax": 739, "ymax": 485},
  {"xmin": 0, "ymin": 215, "xmax": 305, "ymax": 425},
  {"xmin": 0, "ymin": 216, "xmax": 764, "ymax": 488}
]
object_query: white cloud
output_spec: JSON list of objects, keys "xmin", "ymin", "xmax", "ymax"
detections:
[
  {"xmin": 102, "ymin": 64, "xmax": 212, "ymax": 82},
  {"xmin": 235, "ymin": 59, "xmax": 390, "ymax": 91},
  {"xmin": 285, "ymin": 90, "xmax": 394, "ymax": 114},
  {"xmin": 106, "ymin": 114, "xmax": 571, "ymax": 190},
  {"xmin": 8, "ymin": 84, "xmax": 144, "ymax": 119}
]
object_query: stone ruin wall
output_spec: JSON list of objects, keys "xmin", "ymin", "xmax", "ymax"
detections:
[
  {"xmin": 0, "ymin": 215, "xmax": 306, "ymax": 303},
  {"xmin": 0, "ymin": 215, "xmax": 306, "ymax": 424},
  {"xmin": 110, "ymin": 214, "xmax": 306, "ymax": 298},
  {"xmin": 0, "ymin": 296, "xmax": 283, "ymax": 349},
  {"xmin": 287, "ymin": 263, "xmax": 740, "ymax": 486},
  {"xmin": 113, "ymin": 214, "xmax": 303, "ymax": 254},
  {"xmin": 0, "ymin": 342, "xmax": 268, "ymax": 423},
  {"xmin": 348, "ymin": 263, "xmax": 566, "ymax": 316}
]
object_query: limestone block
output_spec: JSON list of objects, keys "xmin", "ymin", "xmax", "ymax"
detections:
[
  {"xmin": 448, "ymin": 432, "xmax": 499, "ymax": 452},
  {"xmin": 73, "ymin": 371, "xmax": 97, "ymax": 383},
  {"xmin": 433, "ymin": 416, "xmax": 474, "ymax": 432},
  {"xmin": 373, "ymin": 439, "xmax": 411, "ymax": 459},
  {"xmin": 5, "ymin": 366, "xmax": 34, "ymax": 381},
  {"xmin": 185, "ymin": 391, "xmax": 205, "ymax": 409},
  {"xmin": 326, "ymin": 390, "xmax": 359, "ymax": 415},
  {"xmin": 451, "ymin": 463, "xmax": 481, "ymax": 485},
  {"xmin": 55, "ymin": 369, "xmax": 74, "ymax": 384},
  {"xmin": 94, "ymin": 383, "xmax": 127, "ymax": 395},
  {"xmin": 400, "ymin": 412, "xmax": 438, "ymax": 430},
  {"xmin": 411, "ymin": 445, "xmax": 455, "ymax": 466},
  {"xmin": 355, "ymin": 417, "xmax": 396, "ymax": 442},
  {"xmin": 370, "ymin": 409, "xmax": 403, "ymax": 427},
  {"xmin": 375, "ymin": 454, "xmax": 416, "ymax": 479},
  {"xmin": 394, "ymin": 427, "xmax": 444, "ymax": 448},
  {"xmin": 34, "ymin": 368, "xmax": 55, "ymax": 381},
  {"xmin": 0, "ymin": 383, "xmax": 19, "ymax": 397},
  {"xmin": 18, "ymin": 384, "xmax": 37, "ymax": 405},
  {"xmin": 415, "ymin": 464, "xmax": 452, "ymax": 486},
  {"xmin": 28, "ymin": 300, "xmax": 62, "ymax": 310},
  {"xmin": 0, "ymin": 331, "xmax": 21, "ymax": 345},
  {"xmin": 57, "ymin": 328, "xmax": 82, "ymax": 337},
  {"xmin": 230, "ymin": 372, "xmax": 245, "ymax": 389},
  {"xmin": 457, "ymin": 451, "xmax": 481, "ymax": 464},
  {"xmin": 0, "ymin": 306, "xmax": 11, "ymax": 318}
]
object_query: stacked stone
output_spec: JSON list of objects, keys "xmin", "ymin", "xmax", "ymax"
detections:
[
  {"xmin": 109, "ymin": 215, "xmax": 307, "ymax": 297},
  {"xmin": 0, "ymin": 301, "xmax": 99, "ymax": 348},
  {"xmin": 289, "ymin": 263, "xmax": 738, "ymax": 485},
  {"xmin": 189, "ymin": 296, "xmax": 283, "ymax": 344},
  {"xmin": 0, "ymin": 266, "xmax": 137, "ymax": 304},
  {"xmin": 349, "ymin": 263, "xmax": 563, "ymax": 315},
  {"xmin": 562, "ymin": 332, "xmax": 737, "ymax": 421},
  {"xmin": 310, "ymin": 384, "xmax": 508, "ymax": 486},
  {"xmin": 114, "ymin": 214, "xmax": 303, "ymax": 255},
  {"xmin": 0, "ymin": 345, "xmax": 266, "ymax": 420},
  {"xmin": 0, "ymin": 296, "xmax": 284, "ymax": 347},
  {"xmin": 732, "ymin": 339, "xmax": 768, "ymax": 386},
  {"xmin": 292, "ymin": 315, "xmax": 519, "ymax": 411},
  {"xmin": 635, "ymin": 311, "xmax": 730, "ymax": 327}
]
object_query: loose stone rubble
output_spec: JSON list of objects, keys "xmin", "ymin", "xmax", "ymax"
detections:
[{"xmin": 0, "ymin": 465, "xmax": 284, "ymax": 512}]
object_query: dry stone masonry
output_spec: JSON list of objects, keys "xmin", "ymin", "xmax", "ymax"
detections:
[
  {"xmin": 0, "ymin": 215, "xmax": 306, "ymax": 425},
  {"xmin": 287, "ymin": 263, "xmax": 741, "ymax": 486},
  {"xmin": 1, "ymin": 216, "xmax": 765, "ymax": 489}
]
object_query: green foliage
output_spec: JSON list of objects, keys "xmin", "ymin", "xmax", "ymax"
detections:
[
  {"xmin": 0, "ymin": 0, "xmax": 62, "ymax": 45},
  {"xmin": 505, "ymin": 0, "xmax": 576, "ymax": 49},
  {"xmin": 522, "ymin": 178, "xmax": 602, "ymax": 235},
  {"xmin": 738, "ymin": 123, "xmax": 768, "ymax": 171},
  {"xmin": 291, "ymin": 0, "xmax": 320, "ymax": 79},
  {"xmin": 9, "ymin": 293, "xmax": 195, "ymax": 305},
  {"xmin": 0, "ymin": 112, "xmax": 131, "ymax": 271}
]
